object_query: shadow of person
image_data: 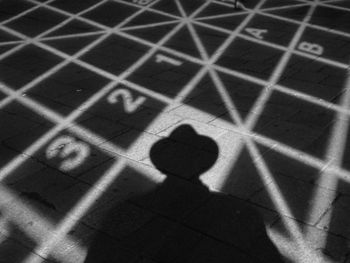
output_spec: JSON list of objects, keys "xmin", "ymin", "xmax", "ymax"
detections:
[{"xmin": 84, "ymin": 125, "xmax": 284, "ymax": 263}]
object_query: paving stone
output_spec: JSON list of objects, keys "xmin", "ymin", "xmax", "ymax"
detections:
[
  {"xmin": 317, "ymin": 193, "xmax": 350, "ymax": 241},
  {"xmin": 271, "ymin": 217, "xmax": 349, "ymax": 262},
  {"xmin": 251, "ymin": 175, "xmax": 336, "ymax": 225}
]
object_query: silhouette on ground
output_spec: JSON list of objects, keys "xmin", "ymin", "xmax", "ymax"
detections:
[{"xmin": 85, "ymin": 125, "xmax": 284, "ymax": 262}]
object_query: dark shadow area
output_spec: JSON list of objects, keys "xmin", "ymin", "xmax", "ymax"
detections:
[{"xmin": 85, "ymin": 125, "xmax": 283, "ymax": 262}]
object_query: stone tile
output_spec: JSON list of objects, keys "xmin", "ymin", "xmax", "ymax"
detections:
[
  {"xmin": 317, "ymin": 194, "xmax": 350, "ymax": 240},
  {"xmin": 251, "ymin": 175, "xmax": 336, "ymax": 225},
  {"xmin": 271, "ymin": 217, "xmax": 349, "ymax": 262}
]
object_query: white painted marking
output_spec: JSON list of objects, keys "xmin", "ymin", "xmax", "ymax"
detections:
[
  {"xmin": 155, "ymin": 53, "xmax": 183, "ymax": 66},
  {"xmin": 245, "ymin": 27, "xmax": 268, "ymax": 40},
  {"xmin": 298, "ymin": 41, "xmax": 324, "ymax": 56},
  {"xmin": 108, "ymin": 88, "xmax": 146, "ymax": 113},
  {"xmin": 0, "ymin": 0, "xmax": 348, "ymax": 262},
  {"xmin": 46, "ymin": 136, "xmax": 90, "ymax": 172}
]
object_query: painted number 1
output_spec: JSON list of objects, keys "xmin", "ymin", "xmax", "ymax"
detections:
[{"xmin": 156, "ymin": 54, "xmax": 183, "ymax": 67}]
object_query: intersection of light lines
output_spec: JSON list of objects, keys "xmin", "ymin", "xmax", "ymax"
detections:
[{"xmin": 0, "ymin": 0, "xmax": 348, "ymax": 262}]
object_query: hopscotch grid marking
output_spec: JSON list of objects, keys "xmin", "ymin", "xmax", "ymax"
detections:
[
  {"xmin": 211, "ymin": 35, "xmax": 312, "ymax": 262},
  {"xmin": 257, "ymin": 5, "xmax": 350, "ymax": 39},
  {"xmin": 178, "ymin": 0, "xmax": 312, "ymax": 254},
  {"xmin": 222, "ymin": 0, "xmax": 320, "ymax": 208},
  {"xmin": 305, "ymin": 70, "xmax": 350, "ymax": 243},
  {"xmin": 2, "ymin": 70, "xmax": 349, "ymax": 195},
  {"xmin": 14, "ymin": 0, "xmax": 350, "ymax": 114},
  {"xmin": 213, "ymin": 0, "xmax": 350, "ymax": 13},
  {"xmin": 21, "ymin": 2, "xmax": 215, "ymax": 262},
  {"xmin": 0, "ymin": 0, "xmax": 348, "ymax": 262},
  {"xmin": 0, "ymin": 0, "xmax": 208, "ymax": 260},
  {"xmin": 0, "ymin": 0, "xmax": 344, "ymax": 186},
  {"xmin": 0, "ymin": 0, "xmax": 58, "ymax": 27},
  {"xmin": 195, "ymin": 10, "xmax": 249, "ymax": 21},
  {"xmin": 244, "ymin": 0, "xmax": 321, "ymax": 131},
  {"xmin": 260, "ymin": 3, "xmax": 311, "ymax": 12},
  {"xmin": 121, "ymin": 19, "xmax": 180, "ymax": 31},
  {"xmin": 174, "ymin": 0, "xmax": 210, "ymax": 61},
  {"xmin": 0, "ymin": 0, "xmax": 169, "ymax": 111},
  {"xmin": 210, "ymin": 38, "xmax": 316, "ymax": 263},
  {"xmin": 205, "ymin": 0, "xmax": 333, "ymax": 258},
  {"xmin": 192, "ymin": 18, "xmax": 349, "ymax": 69},
  {"xmin": 29, "ymin": 1, "xmax": 110, "ymax": 37},
  {"xmin": 111, "ymin": 0, "xmax": 182, "ymax": 20},
  {"xmin": 0, "ymin": 0, "xmax": 175, "ymax": 179},
  {"xmin": 211, "ymin": 0, "xmax": 350, "ymax": 39},
  {"xmin": 215, "ymin": 121, "xmax": 350, "ymax": 182},
  {"xmin": 0, "ymin": 0, "xmax": 348, "ymax": 175},
  {"xmin": 0, "ymin": 40, "xmax": 26, "ymax": 46},
  {"xmin": 0, "ymin": 0, "xmax": 176, "ymax": 260},
  {"xmin": 237, "ymin": 1, "xmax": 346, "ymax": 255},
  {"xmin": 26, "ymin": 0, "xmax": 350, "ymax": 255},
  {"xmin": 0, "ymin": 0, "xmax": 112, "ymax": 66},
  {"xmin": 39, "ymin": 31, "xmax": 106, "ymax": 41},
  {"xmin": 298, "ymin": 0, "xmax": 350, "ymax": 12},
  {"xmin": 0, "ymin": 0, "xmax": 75, "ymax": 62},
  {"xmin": 0, "ymin": 185, "xmax": 86, "ymax": 262},
  {"xmin": 46, "ymin": 0, "xmax": 350, "ymax": 53}
]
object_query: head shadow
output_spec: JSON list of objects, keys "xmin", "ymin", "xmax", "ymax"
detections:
[{"xmin": 150, "ymin": 124, "xmax": 219, "ymax": 184}]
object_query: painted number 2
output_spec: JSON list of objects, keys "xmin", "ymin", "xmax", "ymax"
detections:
[
  {"xmin": 108, "ymin": 89, "xmax": 146, "ymax": 113},
  {"xmin": 46, "ymin": 136, "xmax": 90, "ymax": 172}
]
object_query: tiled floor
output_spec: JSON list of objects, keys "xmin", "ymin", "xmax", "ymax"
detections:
[{"xmin": 0, "ymin": 0, "xmax": 350, "ymax": 262}]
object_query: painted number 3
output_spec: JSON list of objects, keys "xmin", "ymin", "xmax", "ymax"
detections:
[
  {"xmin": 46, "ymin": 136, "xmax": 90, "ymax": 172},
  {"xmin": 107, "ymin": 89, "xmax": 146, "ymax": 113}
]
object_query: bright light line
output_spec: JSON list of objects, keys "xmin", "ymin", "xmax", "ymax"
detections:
[
  {"xmin": 39, "ymin": 31, "xmax": 105, "ymax": 41},
  {"xmin": 0, "ymin": 0, "xmax": 182, "ymax": 180},
  {"xmin": 208, "ymin": 67, "xmax": 312, "ymax": 257},
  {"xmin": 212, "ymin": 0, "xmax": 350, "ymax": 40},
  {"xmin": 261, "ymin": 3, "xmax": 310, "ymax": 12},
  {"xmin": 195, "ymin": 10, "xmax": 249, "ymax": 21},
  {"xmin": 305, "ymin": 68, "xmax": 350, "ymax": 242},
  {"xmin": 10, "ymin": 0, "xmax": 348, "ymax": 260},
  {"xmin": 0, "ymin": 0, "xmax": 344, "ymax": 184},
  {"xmin": 256, "ymin": 5, "xmax": 350, "ymax": 39},
  {"xmin": 192, "ymin": 19, "xmax": 349, "ymax": 70},
  {"xmin": 22, "ymin": 2, "xmax": 213, "ymax": 262},
  {"xmin": 121, "ymin": 20, "xmax": 179, "ymax": 31},
  {"xmin": 186, "ymin": 0, "xmax": 313, "ymax": 256},
  {"xmin": 0, "ymin": 40, "xmax": 25, "ymax": 46},
  {"xmin": 202, "ymin": 0, "xmax": 326, "ymax": 259},
  {"xmin": 0, "ymin": 185, "xmax": 85, "ymax": 263},
  {"xmin": 110, "ymin": 0, "xmax": 181, "ymax": 20},
  {"xmin": 1, "ymin": 0, "xmax": 346, "ymax": 123},
  {"xmin": 0, "ymin": 0, "xmax": 57, "ymax": 26},
  {"xmin": 244, "ymin": 1, "xmax": 318, "ymax": 130},
  {"xmin": 0, "ymin": 0, "xmax": 168, "ymax": 112},
  {"xmin": 0, "ymin": 0, "xmax": 348, "ymax": 262}
]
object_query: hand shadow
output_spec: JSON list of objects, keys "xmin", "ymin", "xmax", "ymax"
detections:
[{"xmin": 84, "ymin": 124, "xmax": 284, "ymax": 263}]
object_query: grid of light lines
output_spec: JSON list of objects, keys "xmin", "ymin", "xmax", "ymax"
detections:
[{"xmin": 0, "ymin": 0, "xmax": 350, "ymax": 262}]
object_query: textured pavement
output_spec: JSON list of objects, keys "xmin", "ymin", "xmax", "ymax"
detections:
[{"xmin": 0, "ymin": 0, "xmax": 350, "ymax": 262}]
